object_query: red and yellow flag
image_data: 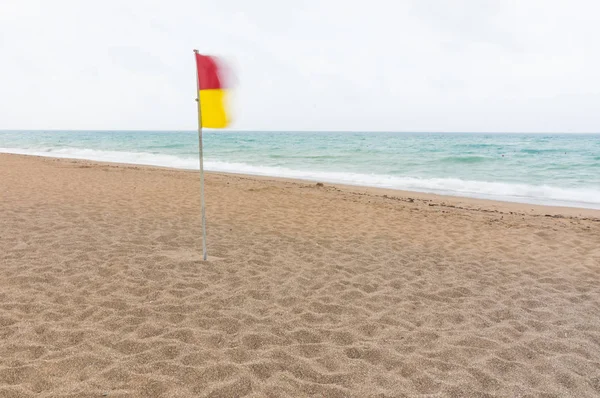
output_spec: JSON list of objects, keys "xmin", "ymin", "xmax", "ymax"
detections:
[{"xmin": 194, "ymin": 52, "xmax": 230, "ymax": 128}]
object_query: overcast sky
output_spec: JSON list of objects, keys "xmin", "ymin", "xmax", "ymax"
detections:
[{"xmin": 1, "ymin": 0, "xmax": 599, "ymax": 132}]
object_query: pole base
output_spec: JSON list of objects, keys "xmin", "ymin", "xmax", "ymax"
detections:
[{"xmin": 160, "ymin": 250, "xmax": 224, "ymax": 262}]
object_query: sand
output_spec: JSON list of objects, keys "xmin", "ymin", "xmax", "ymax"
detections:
[{"xmin": 1, "ymin": 153, "xmax": 600, "ymax": 397}]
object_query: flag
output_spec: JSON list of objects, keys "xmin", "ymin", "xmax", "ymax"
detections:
[{"xmin": 195, "ymin": 52, "xmax": 230, "ymax": 128}]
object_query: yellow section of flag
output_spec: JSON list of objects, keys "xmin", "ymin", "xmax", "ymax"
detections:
[{"xmin": 199, "ymin": 89, "xmax": 228, "ymax": 128}]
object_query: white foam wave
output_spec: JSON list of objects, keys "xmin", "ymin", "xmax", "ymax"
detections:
[
  {"xmin": 0, "ymin": 147, "xmax": 199, "ymax": 169},
  {"xmin": 2, "ymin": 147, "xmax": 599, "ymax": 209}
]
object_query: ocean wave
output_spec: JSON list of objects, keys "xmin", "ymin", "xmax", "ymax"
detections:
[
  {"xmin": 439, "ymin": 156, "xmax": 489, "ymax": 163},
  {"xmin": 0, "ymin": 147, "xmax": 199, "ymax": 169},
  {"xmin": 520, "ymin": 148, "xmax": 565, "ymax": 154},
  {"xmin": 2, "ymin": 147, "xmax": 599, "ymax": 209}
]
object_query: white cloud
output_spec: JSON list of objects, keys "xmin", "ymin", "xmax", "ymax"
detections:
[{"xmin": 0, "ymin": 0, "xmax": 599, "ymax": 132}]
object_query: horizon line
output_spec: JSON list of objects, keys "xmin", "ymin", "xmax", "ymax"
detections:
[{"xmin": 1, "ymin": 129, "xmax": 599, "ymax": 134}]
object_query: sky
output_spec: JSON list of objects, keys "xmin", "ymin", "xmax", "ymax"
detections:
[{"xmin": 0, "ymin": 0, "xmax": 599, "ymax": 132}]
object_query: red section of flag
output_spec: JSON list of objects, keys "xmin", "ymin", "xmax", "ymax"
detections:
[{"xmin": 195, "ymin": 53, "xmax": 223, "ymax": 90}]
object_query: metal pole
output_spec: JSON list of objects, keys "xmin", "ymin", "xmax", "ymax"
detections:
[{"xmin": 194, "ymin": 49, "xmax": 208, "ymax": 261}]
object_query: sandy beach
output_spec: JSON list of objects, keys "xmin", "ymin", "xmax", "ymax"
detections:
[{"xmin": 1, "ymin": 153, "xmax": 600, "ymax": 397}]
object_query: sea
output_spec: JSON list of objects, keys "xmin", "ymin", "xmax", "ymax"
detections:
[{"xmin": 1, "ymin": 130, "xmax": 599, "ymax": 209}]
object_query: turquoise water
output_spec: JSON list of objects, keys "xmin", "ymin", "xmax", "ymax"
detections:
[{"xmin": 1, "ymin": 130, "xmax": 599, "ymax": 209}]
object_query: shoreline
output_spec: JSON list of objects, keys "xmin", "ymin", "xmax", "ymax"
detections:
[{"xmin": 3, "ymin": 152, "xmax": 599, "ymax": 219}]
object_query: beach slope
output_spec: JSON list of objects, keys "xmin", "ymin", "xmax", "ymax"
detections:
[{"xmin": 1, "ymin": 154, "xmax": 600, "ymax": 397}]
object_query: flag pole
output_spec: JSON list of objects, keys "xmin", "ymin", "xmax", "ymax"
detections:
[{"xmin": 194, "ymin": 49, "xmax": 208, "ymax": 261}]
